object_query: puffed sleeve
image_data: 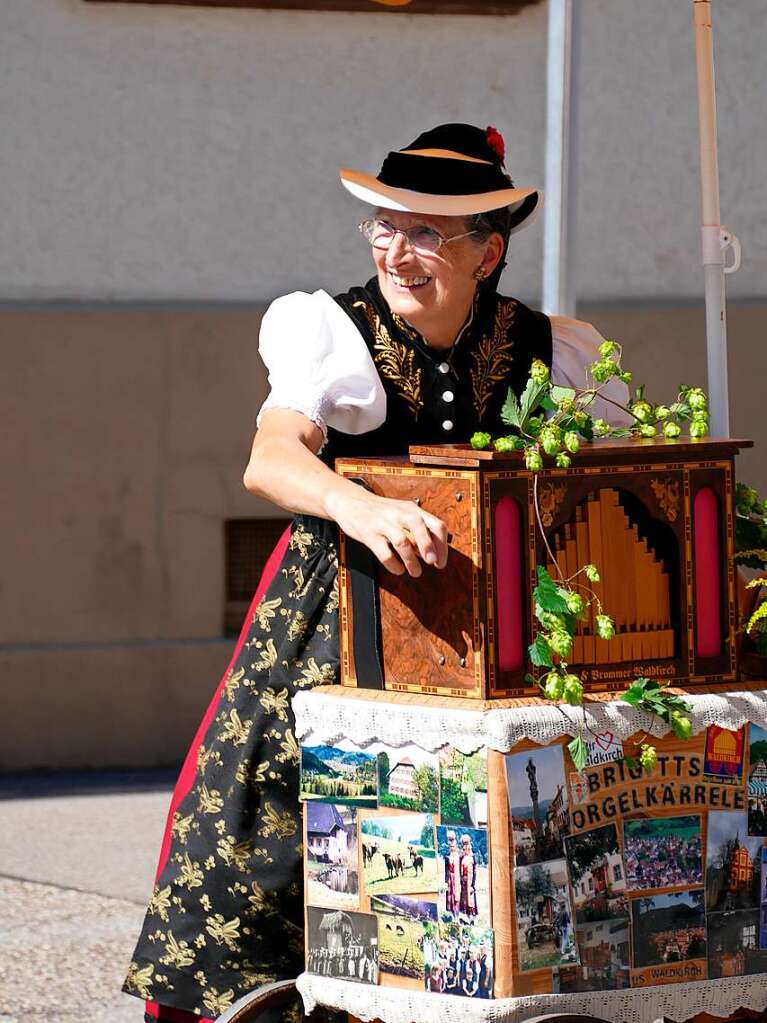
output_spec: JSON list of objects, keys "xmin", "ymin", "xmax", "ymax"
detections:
[
  {"xmin": 550, "ymin": 315, "xmax": 633, "ymax": 427},
  {"xmin": 256, "ymin": 289, "xmax": 386, "ymax": 441}
]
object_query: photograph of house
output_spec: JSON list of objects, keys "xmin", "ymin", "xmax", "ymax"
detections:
[
  {"xmin": 565, "ymin": 823, "xmax": 627, "ymax": 924},
  {"xmin": 560, "ymin": 917, "xmax": 630, "ymax": 992},
  {"xmin": 513, "ymin": 859, "xmax": 577, "ymax": 971},
  {"xmin": 631, "ymin": 891, "xmax": 707, "ymax": 969},
  {"xmin": 748, "ymin": 725, "xmax": 767, "ymax": 835},
  {"xmin": 706, "ymin": 811, "xmax": 761, "ymax": 912},
  {"xmin": 369, "ymin": 742, "xmax": 439, "ymax": 814},
  {"xmin": 708, "ymin": 909, "xmax": 767, "ymax": 978},
  {"xmin": 439, "ymin": 746, "xmax": 488, "ymax": 828},
  {"xmin": 305, "ymin": 802, "xmax": 359, "ymax": 909}
]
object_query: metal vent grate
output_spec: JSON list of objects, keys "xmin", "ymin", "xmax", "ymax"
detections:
[{"xmin": 224, "ymin": 518, "xmax": 289, "ymax": 637}]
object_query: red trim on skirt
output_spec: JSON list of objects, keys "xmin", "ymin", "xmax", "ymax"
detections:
[{"xmin": 146, "ymin": 525, "xmax": 292, "ymax": 1022}]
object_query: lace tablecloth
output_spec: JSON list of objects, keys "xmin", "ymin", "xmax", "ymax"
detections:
[
  {"xmin": 293, "ymin": 686, "xmax": 767, "ymax": 753},
  {"xmin": 298, "ymin": 972, "xmax": 767, "ymax": 1023}
]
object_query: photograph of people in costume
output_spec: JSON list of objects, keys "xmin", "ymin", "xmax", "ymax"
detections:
[
  {"xmin": 708, "ymin": 909, "xmax": 767, "ymax": 978},
  {"xmin": 370, "ymin": 742, "xmax": 439, "ymax": 814},
  {"xmin": 439, "ymin": 746, "xmax": 488, "ymax": 828},
  {"xmin": 559, "ymin": 918, "xmax": 630, "ymax": 992},
  {"xmin": 623, "ymin": 814, "xmax": 703, "ymax": 892},
  {"xmin": 631, "ymin": 891, "xmax": 707, "ymax": 969},
  {"xmin": 748, "ymin": 724, "xmax": 767, "ymax": 836},
  {"xmin": 513, "ymin": 858, "xmax": 578, "ymax": 971},
  {"xmin": 421, "ymin": 921, "xmax": 494, "ymax": 998},
  {"xmin": 436, "ymin": 824, "xmax": 490, "ymax": 927},
  {"xmin": 306, "ymin": 907, "xmax": 379, "ymax": 984},
  {"xmin": 305, "ymin": 803, "xmax": 359, "ymax": 909},
  {"xmin": 371, "ymin": 895, "xmax": 437, "ymax": 980},
  {"xmin": 505, "ymin": 744, "xmax": 570, "ymax": 865},
  {"xmin": 300, "ymin": 741, "xmax": 377, "ymax": 807},
  {"xmin": 565, "ymin": 823, "xmax": 627, "ymax": 924},
  {"xmin": 361, "ymin": 814, "xmax": 437, "ymax": 895},
  {"xmin": 706, "ymin": 810, "xmax": 762, "ymax": 912}
]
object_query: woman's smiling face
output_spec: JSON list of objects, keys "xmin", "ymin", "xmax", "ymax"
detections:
[{"xmin": 370, "ymin": 208, "xmax": 503, "ymax": 347}]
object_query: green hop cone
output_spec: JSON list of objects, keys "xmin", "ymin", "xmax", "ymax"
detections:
[
  {"xmin": 671, "ymin": 711, "xmax": 693, "ymax": 741},
  {"xmin": 525, "ymin": 447, "xmax": 544, "ymax": 472},
  {"xmin": 562, "ymin": 674, "xmax": 584, "ymax": 705},
  {"xmin": 594, "ymin": 418, "xmax": 611, "ymax": 438},
  {"xmin": 470, "ymin": 431, "xmax": 492, "ymax": 451},
  {"xmin": 564, "ymin": 431, "xmax": 580, "ymax": 454},
  {"xmin": 573, "ymin": 411, "xmax": 589, "ymax": 428},
  {"xmin": 639, "ymin": 743, "xmax": 659, "ymax": 772},
  {"xmin": 548, "ymin": 629, "xmax": 573, "ymax": 659},
  {"xmin": 555, "ymin": 452, "xmax": 571, "ymax": 469},
  {"xmin": 688, "ymin": 388, "xmax": 708, "ymax": 411},
  {"xmin": 542, "ymin": 671, "xmax": 565, "ymax": 701},
  {"xmin": 584, "ymin": 564, "xmax": 600, "ymax": 582},
  {"xmin": 663, "ymin": 421, "xmax": 682, "ymax": 439},
  {"xmin": 565, "ymin": 591, "xmax": 585, "ymax": 616},
  {"xmin": 639, "ymin": 423, "xmax": 657, "ymax": 438},
  {"xmin": 655, "ymin": 405, "xmax": 671, "ymax": 421},
  {"xmin": 631, "ymin": 401, "xmax": 653, "ymax": 424},
  {"xmin": 558, "ymin": 398, "xmax": 575, "ymax": 414},
  {"xmin": 591, "ymin": 360, "xmax": 616, "ymax": 384},
  {"xmin": 530, "ymin": 359, "xmax": 550, "ymax": 385},
  {"xmin": 598, "ymin": 340, "xmax": 619, "ymax": 358},
  {"xmin": 539, "ymin": 611, "xmax": 567, "ymax": 631},
  {"xmin": 619, "ymin": 370, "xmax": 633, "ymax": 384},
  {"xmin": 595, "ymin": 614, "xmax": 615, "ymax": 641},
  {"xmin": 736, "ymin": 483, "xmax": 759, "ymax": 511},
  {"xmin": 690, "ymin": 419, "xmax": 709, "ymax": 439},
  {"xmin": 691, "ymin": 410, "xmax": 709, "ymax": 425},
  {"xmin": 540, "ymin": 426, "xmax": 562, "ymax": 456},
  {"xmin": 494, "ymin": 435, "xmax": 522, "ymax": 453}
]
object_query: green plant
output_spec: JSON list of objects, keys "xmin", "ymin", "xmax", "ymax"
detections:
[{"xmin": 475, "ymin": 343, "xmax": 701, "ymax": 771}]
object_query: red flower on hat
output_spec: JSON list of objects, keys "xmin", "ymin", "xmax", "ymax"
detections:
[{"xmin": 486, "ymin": 126, "xmax": 505, "ymax": 163}]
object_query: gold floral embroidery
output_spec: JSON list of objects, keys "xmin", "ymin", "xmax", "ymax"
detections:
[
  {"xmin": 252, "ymin": 596, "xmax": 282, "ymax": 631},
  {"xmin": 288, "ymin": 528, "xmax": 314, "ymax": 558},
  {"xmin": 354, "ymin": 300, "xmax": 422, "ymax": 417},
  {"xmin": 197, "ymin": 783, "xmax": 224, "ymax": 815},
  {"xmin": 470, "ymin": 298, "xmax": 517, "ymax": 419},
  {"xmin": 194, "ymin": 969, "xmax": 208, "ymax": 987},
  {"xmin": 286, "ymin": 611, "xmax": 308, "ymax": 642},
  {"xmin": 235, "ymin": 759, "xmax": 270, "ymax": 787},
  {"xmin": 160, "ymin": 931, "xmax": 196, "ymax": 969},
  {"xmin": 174, "ymin": 852, "xmax": 204, "ymax": 891},
  {"xmin": 217, "ymin": 836, "xmax": 253, "ymax": 871},
  {"xmin": 252, "ymin": 638, "xmax": 278, "ymax": 672},
  {"xmin": 202, "ymin": 987, "xmax": 235, "ymax": 1015},
  {"xmin": 281, "ymin": 563, "xmax": 311, "ymax": 598},
  {"xmin": 147, "ymin": 884, "xmax": 172, "ymax": 922},
  {"xmin": 125, "ymin": 961, "xmax": 155, "ymax": 998},
  {"xmin": 538, "ymin": 480, "xmax": 568, "ymax": 528},
  {"xmin": 170, "ymin": 812, "xmax": 193, "ymax": 845},
  {"xmin": 199, "ymin": 894, "xmax": 212, "ymax": 911},
  {"xmin": 275, "ymin": 729, "xmax": 300, "ymax": 764},
  {"xmin": 296, "ymin": 657, "xmax": 336, "ymax": 688},
  {"xmin": 247, "ymin": 880, "xmax": 277, "ymax": 915},
  {"xmin": 196, "ymin": 744, "xmax": 222, "ymax": 774},
  {"xmin": 259, "ymin": 686, "xmax": 290, "ymax": 721},
  {"xmin": 650, "ymin": 477, "xmax": 681, "ymax": 522},
  {"xmin": 325, "ymin": 576, "xmax": 340, "ymax": 613},
  {"xmin": 258, "ymin": 801, "xmax": 297, "ymax": 840},
  {"xmin": 217, "ymin": 708, "xmax": 252, "ymax": 747},
  {"xmin": 205, "ymin": 914, "xmax": 242, "ymax": 951}
]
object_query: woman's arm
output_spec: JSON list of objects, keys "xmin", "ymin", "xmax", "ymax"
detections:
[{"xmin": 244, "ymin": 408, "xmax": 448, "ymax": 577}]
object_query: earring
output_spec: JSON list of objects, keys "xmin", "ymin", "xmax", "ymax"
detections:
[{"xmin": 472, "ymin": 267, "xmax": 486, "ymax": 281}]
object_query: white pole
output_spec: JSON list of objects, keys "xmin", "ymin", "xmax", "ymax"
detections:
[
  {"xmin": 542, "ymin": 0, "xmax": 580, "ymax": 318},
  {"xmin": 693, "ymin": 0, "xmax": 740, "ymax": 437}
]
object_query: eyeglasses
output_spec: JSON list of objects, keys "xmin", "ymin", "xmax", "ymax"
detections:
[{"xmin": 358, "ymin": 218, "xmax": 478, "ymax": 255}]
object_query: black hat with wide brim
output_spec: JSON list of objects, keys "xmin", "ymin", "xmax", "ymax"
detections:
[{"xmin": 340, "ymin": 123, "xmax": 541, "ymax": 235}]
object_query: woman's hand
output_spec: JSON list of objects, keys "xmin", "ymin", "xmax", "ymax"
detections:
[{"xmin": 324, "ymin": 485, "xmax": 449, "ymax": 577}]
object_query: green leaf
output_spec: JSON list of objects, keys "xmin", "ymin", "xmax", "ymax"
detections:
[
  {"xmin": 524, "ymin": 673, "xmax": 537, "ymax": 685},
  {"xmin": 540, "ymin": 395, "xmax": 558, "ymax": 412},
  {"xmin": 519, "ymin": 377, "xmax": 550, "ymax": 428},
  {"xmin": 528, "ymin": 634, "xmax": 553, "ymax": 667},
  {"xmin": 534, "ymin": 566, "xmax": 570, "ymax": 614},
  {"xmin": 623, "ymin": 755, "xmax": 639, "ymax": 770},
  {"xmin": 568, "ymin": 735, "xmax": 588, "ymax": 772},
  {"xmin": 578, "ymin": 415, "xmax": 594, "ymax": 442},
  {"xmin": 500, "ymin": 387, "xmax": 521, "ymax": 430},
  {"xmin": 551, "ymin": 385, "xmax": 577, "ymax": 405}
]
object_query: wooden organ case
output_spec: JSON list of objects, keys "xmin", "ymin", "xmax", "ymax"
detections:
[{"xmin": 336, "ymin": 437, "xmax": 751, "ymax": 699}]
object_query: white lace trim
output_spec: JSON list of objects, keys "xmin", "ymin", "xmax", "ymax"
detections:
[
  {"xmin": 293, "ymin": 688, "xmax": 767, "ymax": 754},
  {"xmin": 297, "ymin": 972, "xmax": 767, "ymax": 1023}
]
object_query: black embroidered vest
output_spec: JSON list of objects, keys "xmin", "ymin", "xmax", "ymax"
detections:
[{"xmin": 320, "ymin": 277, "xmax": 551, "ymax": 465}]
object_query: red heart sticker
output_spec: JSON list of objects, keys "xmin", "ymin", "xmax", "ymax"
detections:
[{"xmin": 594, "ymin": 731, "xmax": 616, "ymax": 751}]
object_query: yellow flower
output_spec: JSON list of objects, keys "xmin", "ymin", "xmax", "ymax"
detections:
[
  {"xmin": 259, "ymin": 687, "xmax": 290, "ymax": 722},
  {"xmin": 205, "ymin": 913, "xmax": 242, "ymax": 951},
  {"xmin": 202, "ymin": 987, "xmax": 235, "ymax": 1015},
  {"xmin": 175, "ymin": 852, "xmax": 204, "ymax": 891},
  {"xmin": 197, "ymin": 782, "xmax": 224, "ymax": 815},
  {"xmin": 125, "ymin": 961, "xmax": 154, "ymax": 998},
  {"xmin": 258, "ymin": 802, "xmax": 297, "ymax": 840},
  {"xmin": 147, "ymin": 884, "xmax": 172, "ymax": 923}
]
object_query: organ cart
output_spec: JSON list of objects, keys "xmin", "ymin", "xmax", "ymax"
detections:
[{"xmin": 291, "ymin": 437, "xmax": 767, "ymax": 1023}]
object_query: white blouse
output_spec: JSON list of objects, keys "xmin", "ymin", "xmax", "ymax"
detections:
[{"xmin": 256, "ymin": 289, "xmax": 631, "ymax": 439}]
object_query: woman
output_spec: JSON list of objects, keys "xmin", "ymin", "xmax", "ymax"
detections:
[
  {"xmin": 443, "ymin": 828, "xmax": 462, "ymax": 918},
  {"xmin": 124, "ymin": 122, "xmax": 628, "ymax": 1021},
  {"xmin": 458, "ymin": 833, "xmax": 478, "ymax": 921}
]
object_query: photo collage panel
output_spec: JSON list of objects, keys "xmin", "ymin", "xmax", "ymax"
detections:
[{"xmin": 301, "ymin": 738, "xmax": 494, "ymax": 997}]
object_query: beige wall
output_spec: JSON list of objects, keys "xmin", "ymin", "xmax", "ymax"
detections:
[{"xmin": 2, "ymin": 301, "xmax": 765, "ymax": 769}]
